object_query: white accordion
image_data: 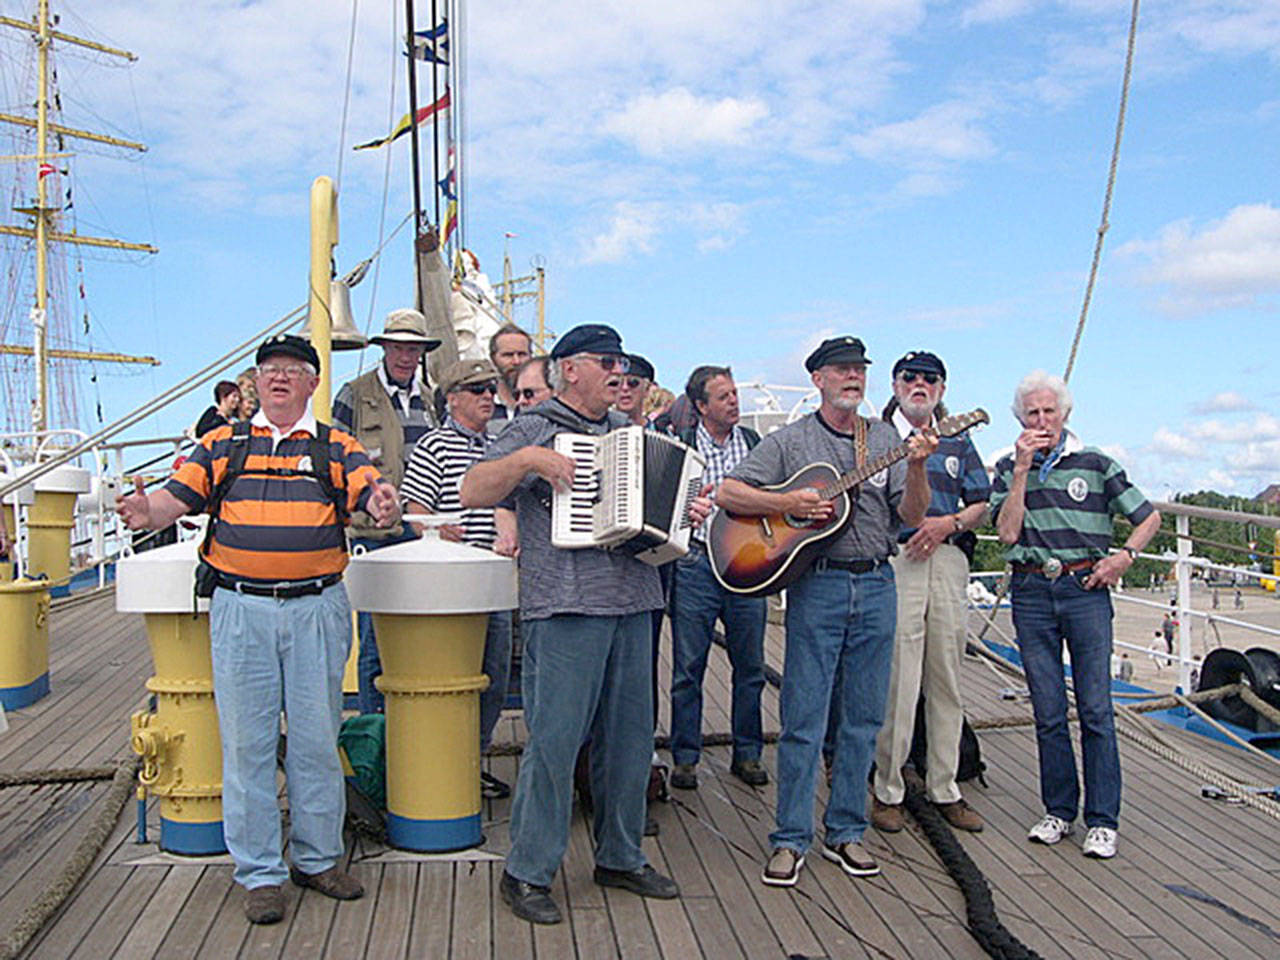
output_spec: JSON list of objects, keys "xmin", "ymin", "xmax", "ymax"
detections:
[{"xmin": 551, "ymin": 426, "xmax": 706, "ymax": 565}]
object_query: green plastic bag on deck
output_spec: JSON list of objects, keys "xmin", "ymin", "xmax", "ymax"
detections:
[{"xmin": 338, "ymin": 714, "xmax": 386, "ymax": 810}]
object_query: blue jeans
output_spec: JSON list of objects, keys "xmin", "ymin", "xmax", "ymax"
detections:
[
  {"xmin": 1012, "ymin": 570, "xmax": 1121, "ymax": 829},
  {"xmin": 670, "ymin": 548, "xmax": 766, "ymax": 766},
  {"xmin": 772, "ymin": 563, "xmax": 896, "ymax": 852},
  {"xmin": 506, "ymin": 613, "xmax": 653, "ymax": 887},
  {"xmin": 351, "ymin": 529, "xmax": 419, "ymax": 714},
  {"xmin": 210, "ymin": 582, "xmax": 351, "ymax": 889},
  {"xmin": 480, "ymin": 611, "xmax": 513, "ymax": 753}
]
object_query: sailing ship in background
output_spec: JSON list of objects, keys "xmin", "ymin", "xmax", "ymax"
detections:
[{"xmin": 0, "ymin": 0, "xmax": 158, "ymax": 444}]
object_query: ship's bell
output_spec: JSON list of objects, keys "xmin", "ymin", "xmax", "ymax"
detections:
[{"xmin": 304, "ymin": 279, "xmax": 367, "ymax": 351}]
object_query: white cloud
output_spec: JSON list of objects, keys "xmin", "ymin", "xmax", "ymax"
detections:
[
  {"xmin": 602, "ymin": 89, "xmax": 768, "ymax": 156},
  {"xmin": 1187, "ymin": 414, "xmax": 1280, "ymax": 444},
  {"xmin": 1149, "ymin": 427, "xmax": 1205, "ymax": 459},
  {"xmin": 848, "ymin": 101, "xmax": 996, "ymax": 164},
  {"xmin": 1191, "ymin": 391, "xmax": 1255, "ymax": 414},
  {"xmin": 1207, "ymin": 469, "xmax": 1238, "ymax": 491},
  {"xmin": 962, "ymin": 0, "xmax": 1035, "ymax": 28},
  {"xmin": 580, "ymin": 203, "xmax": 662, "ymax": 264},
  {"xmin": 1119, "ymin": 203, "xmax": 1280, "ymax": 313},
  {"xmin": 1226, "ymin": 440, "xmax": 1280, "ymax": 475}
]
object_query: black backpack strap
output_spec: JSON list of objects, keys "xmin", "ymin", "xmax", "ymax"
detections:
[
  {"xmin": 309, "ymin": 422, "xmax": 349, "ymax": 526},
  {"xmin": 741, "ymin": 426, "xmax": 761, "ymax": 449},
  {"xmin": 200, "ymin": 420, "xmax": 253, "ymax": 558}
]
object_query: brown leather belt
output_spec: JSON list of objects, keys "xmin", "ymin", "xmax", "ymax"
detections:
[{"xmin": 1012, "ymin": 559, "xmax": 1094, "ymax": 578}]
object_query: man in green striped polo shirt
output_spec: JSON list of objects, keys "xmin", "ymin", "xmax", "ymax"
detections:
[{"xmin": 990, "ymin": 371, "xmax": 1160, "ymax": 861}]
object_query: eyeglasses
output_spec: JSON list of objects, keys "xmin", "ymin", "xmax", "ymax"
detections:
[
  {"xmin": 459, "ymin": 381, "xmax": 498, "ymax": 396},
  {"xmin": 257, "ymin": 363, "xmax": 313, "ymax": 380},
  {"xmin": 899, "ymin": 371, "xmax": 941, "ymax": 385},
  {"xmin": 517, "ymin": 387, "xmax": 546, "ymax": 401},
  {"xmin": 621, "ymin": 377, "xmax": 647, "ymax": 389},
  {"xmin": 582, "ymin": 354, "xmax": 630, "ymax": 373}
]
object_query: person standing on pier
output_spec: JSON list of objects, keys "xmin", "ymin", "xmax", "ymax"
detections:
[
  {"xmin": 991, "ymin": 370, "xmax": 1160, "ymax": 860},
  {"xmin": 117, "ymin": 334, "xmax": 400, "ymax": 924}
]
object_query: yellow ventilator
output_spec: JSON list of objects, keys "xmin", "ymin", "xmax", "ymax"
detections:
[
  {"xmin": 117, "ymin": 540, "xmax": 226, "ymax": 855},
  {"xmin": 346, "ymin": 535, "xmax": 516, "ymax": 851},
  {"xmin": 23, "ymin": 464, "xmax": 89, "ymax": 591},
  {"xmin": 0, "ymin": 579, "xmax": 51, "ymax": 708},
  {"xmin": 0, "ymin": 467, "xmax": 35, "ymax": 584}
]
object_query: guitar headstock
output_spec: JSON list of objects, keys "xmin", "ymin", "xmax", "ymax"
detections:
[{"xmin": 937, "ymin": 408, "xmax": 989, "ymax": 438}]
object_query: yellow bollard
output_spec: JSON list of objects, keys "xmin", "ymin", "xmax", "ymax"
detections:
[
  {"xmin": 0, "ymin": 468, "xmax": 35, "ymax": 584},
  {"xmin": 1, "ymin": 502, "xmax": 15, "ymax": 583},
  {"xmin": 346, "ymin": 535, "xmax": 516, "ymax": 852},
  {"xmin": 118, "ymin": 540, "xmax": 226, "ymax": 854},
  {"xmin": 24, "ymin": 465, "xmax": 89, "ymax": 588},
  {"xmin": 0, "ymin": 579, "xmax": 51, "ymax": 708}
]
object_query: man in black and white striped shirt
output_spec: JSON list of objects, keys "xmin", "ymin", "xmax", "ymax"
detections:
[{"xmin": 401, "ymin": 357, "xmax": 511, "ymax": 798}]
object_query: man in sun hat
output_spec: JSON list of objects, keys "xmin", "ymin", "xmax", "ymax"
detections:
[{"xmin": 333, "ymin": 308, "xmax": 442, "ymax": 713}]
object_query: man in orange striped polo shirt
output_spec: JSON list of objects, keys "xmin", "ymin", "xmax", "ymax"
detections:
[{"xmin": 117, "ymin": 334, "xmax": 399, "ymax": 925}]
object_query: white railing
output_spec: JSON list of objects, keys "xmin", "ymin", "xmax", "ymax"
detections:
[{"xmin": 969, "ymin": 501, "xmax": 1280, "ymax": 693}]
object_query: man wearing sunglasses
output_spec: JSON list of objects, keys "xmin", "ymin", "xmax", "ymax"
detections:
[
  {"xmin": 462, "ymin": 324, "xmax": 709, "ymax": 925},
  {"xmin": 514, "ymin": 356, "xmax": 552, "ymax": 412},
  {"xmin": 402, "ymin": 358, "xmax": 514, "ymax": 801},
  {"xmin": 614, "ymin": 354, "xmax": 654, "ymax": 426},
  {"xmin": 870, "ymin": 351, "xmax": 991, "ymax": 837}
]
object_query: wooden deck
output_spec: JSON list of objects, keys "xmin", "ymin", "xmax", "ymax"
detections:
[{"xmin": 3, "ymin": 589, "xmax": 1280, "ymax": 959}]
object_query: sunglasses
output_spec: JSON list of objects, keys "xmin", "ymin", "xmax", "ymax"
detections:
[
  {"xmin": 459, "ymin": 381, "xmax": 498, "ymax": 395},
  {"xmin": 583, "ymin": 354, "xmax": 631, "ymax": 373},
  {"xmin": 517, "ymin": 387, "xmax": 546, "ymax": 401},
  {"xmin": 899, "ymin": 371, "xmax": 941, "ymax": 385},
  {"xmin": 621, "ymin": 377, "xmax": 647, "ymax": 389}
]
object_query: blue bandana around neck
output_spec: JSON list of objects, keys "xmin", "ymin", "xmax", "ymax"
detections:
[{"xmin": 1035, "ymin": 432, "xmax": 1068, "ymax": 483}]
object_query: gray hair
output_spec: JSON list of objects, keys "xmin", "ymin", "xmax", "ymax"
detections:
[
  {"xmin": 1011, "ymin": 370, "xmax": 1072, "ymax": 424},
  {"xmin": 547, "ymin": 355, "xmax": 580, "ymax": 393}
]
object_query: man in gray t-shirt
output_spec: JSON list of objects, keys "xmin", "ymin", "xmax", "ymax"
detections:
[
  {"xmin": 718, "ymin": 335, "xmax": 934, "ymax": 887},
  {"xmin": 461, "ymin": 323, "xmax": 709, "ymax": 926}
]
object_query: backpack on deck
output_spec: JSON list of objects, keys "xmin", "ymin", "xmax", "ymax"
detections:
[
  {"xmin": 338, "ymin": 713, "xmax": 387, "ymax": 810},
  {"xmin": 908, "ymin": 696, "xmax": 988, "ymax": 787}
]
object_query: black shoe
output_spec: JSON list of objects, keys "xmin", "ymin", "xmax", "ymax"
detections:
[
  {"xmin": 593, "ymin": 864, "xmax": 679, "ymax": 899},
  {"xmin": 481, "ymin": 771, "xmax": 511, "ymax": 799},
  {"xmin": 730, "ymin": 758, "xmax": 769, "ymax": 786},
  {"xmin": 669, "ymin": 763, "xmax": 697, "ymax": 790},
  {"xmin": 644, "ymin": 813, "xmax": 660, "ymax": 837},
  {"xmin": 499, "ymin": 871, "xmax": 562, "ymax": 924}
]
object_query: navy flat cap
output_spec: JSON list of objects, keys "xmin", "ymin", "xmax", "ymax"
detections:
[
  {"xmin": 627, "ymin": 354, "xmax": 655, "ymax": 381},
  {"xmin": 805, "ymin": 336, "xmax": 871, "ymax": 373},
  {"xmin": 892, "ymin": 350, "xmax": 947, "ymax": 381},
  {"xmin": 550, "ymin": 323, "xmax": 625, "ymax": 359},
  {"xmin": 256, "ymin": 334, "xmax": 321, "ymax": 372}
]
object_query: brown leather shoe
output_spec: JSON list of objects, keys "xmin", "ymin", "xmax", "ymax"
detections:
[
  {"xmin": 244, "ymin": 885, "xmax": 285, "ymax": 924},
  {"xmin": 289, "ymin": 865, "xmax": 365, "ymax": 900},
  {"xmin": 936, "ymin": 799, "xmax": 984, "ymax": 833},
  {"xmin": 871, "ymin": 797, "xmax": 905, "ymax": 833}
]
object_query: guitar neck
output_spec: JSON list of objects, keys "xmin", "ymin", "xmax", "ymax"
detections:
[{"xmin": 826, "ymin": 442, "xmax": 911, "ymax": 499}]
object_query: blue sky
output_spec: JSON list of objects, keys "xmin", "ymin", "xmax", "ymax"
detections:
[{"xmin": 2, "ymin": 0, "xmax": 1278, "ymax": 500}]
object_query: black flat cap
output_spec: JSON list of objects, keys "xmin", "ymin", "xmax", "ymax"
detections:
[
  {"xmin": 256, "ymin": 333, "xmax": 320, "ymax": 372},
  {"xmin": 805, "ymin": 336, "xmax": 871, "ymax": 373},
  {"xmin": 892, "ymin": 350, "xmax": 947, "ymax": 380},
  {"xmin": 627, "ymin": 354, "xmax": 655, "ymax": 381},
  {"xmin": 550, "ymin": 323, "xmax": 624, "ymax": 359}
]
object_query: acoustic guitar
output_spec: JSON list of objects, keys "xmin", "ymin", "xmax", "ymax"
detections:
[{"xmin": 707, "ymin": 409, "xmax": 989, "ymax": 596}]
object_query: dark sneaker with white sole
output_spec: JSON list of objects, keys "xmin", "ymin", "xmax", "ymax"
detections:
[
  {"xmin": 821, "ymin": 840, "xmax": 880, "ymax": 877},
  {"xmin": 761, "ymin": 847, "xmax": 805, "ymax": 887}
]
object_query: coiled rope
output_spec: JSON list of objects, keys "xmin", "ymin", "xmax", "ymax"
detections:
[{"xmin": 0, "ymin": 758, "xmax": 140, "ymax": 960}]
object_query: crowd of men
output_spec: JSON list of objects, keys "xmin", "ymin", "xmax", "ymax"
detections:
[{"xmin": 117, "ymin": 312, "xmax": 1158, "ymax": 926}]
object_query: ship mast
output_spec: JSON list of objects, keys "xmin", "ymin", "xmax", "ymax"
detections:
[{"xmin": 0, "ymin": 1, "xmax": 159, "ymax": 434}]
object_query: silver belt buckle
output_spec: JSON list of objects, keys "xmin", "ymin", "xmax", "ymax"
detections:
[{"xmin": 1042, "ymin": 557, "xmax": 1063, "ymax": 580}]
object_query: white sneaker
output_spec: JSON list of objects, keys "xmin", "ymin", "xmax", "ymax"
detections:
[
  {"xmin": 1027, "ymin": 814, "xmax": 1072, "ymax": 845},
  {"xmin": 1081, "ymin": 826, "xmax": 1117, "ymax": 859}
]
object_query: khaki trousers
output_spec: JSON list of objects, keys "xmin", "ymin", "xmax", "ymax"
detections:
[{"xmin": 873, "ymin": 543, "xmax": 968, "ymax": 805}]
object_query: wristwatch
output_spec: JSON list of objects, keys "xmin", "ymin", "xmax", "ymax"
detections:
[
  {"xmin": 1122, "ymin": 546, "xmax": 1137, "ymax": 561},
  {"xmin": 952, "ymin": 515, "xmax": 964, "ymax": 534}
]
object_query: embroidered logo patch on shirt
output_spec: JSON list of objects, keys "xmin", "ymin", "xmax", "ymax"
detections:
[
  {"xmin": 945, "ymin": 455, "xmax": 960, "ymax": 479},
  {"xmin": 1067, "ymin": 476, "xmax": 1089, "ymax": 502},
  {"xmin": 868, "ymin": 468, "xmax": 889, "ymax": 487}
]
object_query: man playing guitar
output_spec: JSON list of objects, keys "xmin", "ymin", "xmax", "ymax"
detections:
[{"xmin": 716, "ymin": 336, "xmax": 935, "ymax": 887}]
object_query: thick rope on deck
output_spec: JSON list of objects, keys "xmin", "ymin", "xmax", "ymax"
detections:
[
  {"xmin": 0, "ymin": 765, "xmax": 118, "ymax": 788},
  {"xmin": 902, "ymin": 783, "xmax": 1044, "ymax": 960},
  {"xmin": 0, "ymin": 758, "xmax": 139, "ymax": 960}
]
